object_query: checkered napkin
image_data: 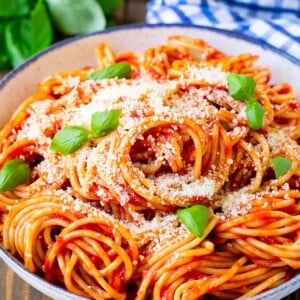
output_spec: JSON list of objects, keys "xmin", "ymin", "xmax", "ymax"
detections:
[{"xmin": 146, "ymin": 0, "xmax": 300, "ymax": 64}]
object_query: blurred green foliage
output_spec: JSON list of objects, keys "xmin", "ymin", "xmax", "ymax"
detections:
[{"xmin": 0, "ymin": 0, "xmax": 122, "ymax": 69}]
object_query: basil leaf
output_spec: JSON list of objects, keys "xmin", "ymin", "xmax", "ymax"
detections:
[
  {"xmin": 227, "ymin": 73, "xmax": 256, "ymax": 102},
  {"xmin": 5, "ymin": 19, "xmax": 32, "ymax": 67},
  {"xmin": 96, "ymin": 0, "xmax": 122, "ymax": 15},
  {"xmin": 91, "ymin": 109, "xmax": 121, "ymax": 138},
  {"xmin": 50, "ymin": 126, "xmax": 92, "ymax": 155},
  {"xmin": 246, "ymin": 100, "xmax": 264, "ymax": 130},
  {"xmin": 4, "ymin": 0, "xmax": 53, "ymax": 67},
  {"xmin": 30, "ymin": 0, "xmax": 53, "ymax": 53},
  {"xmin": 45, "ymin": 0, "xmax": 106, "ymax": 35},
  {"xmin": 177, "ymin": 205, "xmax": 210, "ymax": 238},
  {"xmin": 0, "ymin": 0, "xmax": 30, "ymax": 17},
  {"xmin": 0, "ymin": 159, "xmax": 31, "ymax": 191},
  {"xmin": 271, "ymin": 156, "xmax": 292, "ymax": 178},
  {"xmin": 87, "ymin": 62, "xmax": 131, "ymax": 80}
]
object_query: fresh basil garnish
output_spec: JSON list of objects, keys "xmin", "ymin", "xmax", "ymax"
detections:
[
  {"xmin": 227, "ymin": 73, "xmax": 264, "ymax": 130},
  {"xmin": 91, "ymin": 109, "xmax": 121, "ymax": 138},
  {"xmin": 0, "ymin": 159, "xmax": 31, "ymax": 191},
  {"xmin": 87, "ymin": 62, "xmax": 131, "ymax": 80},
  {"xmin": 227, "ymin": 73, "xmax": 256, "ymax": 102},
  {"xmin": 50, "ymin": 126, "xmax": 93, "ymax": 155},
  {"xmin": 177, "ymin": 205, "xmax": 210, "ymax": 238},
  {"xmin": 50, "ymin": 109, "xmax": 121, "ymax": 155},
  {"xmin": 246, "ymin": 100, "xmax": 265, "ymax": 130},
  {"xmin": 271, "ymin": 156, "xmax": 292, "ymax": 178}
]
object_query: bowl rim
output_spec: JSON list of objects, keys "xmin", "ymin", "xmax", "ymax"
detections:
[
  {"xmin": 0, "ymin": 23, "xmax": 299, "ymax": 300},
  {"xmin": 0, "ymin": 246, "xmax": 87, "ymax": 300},
  {"xmin": 0, "ymin": 23, "xmax": 299, "ymax": 91}
]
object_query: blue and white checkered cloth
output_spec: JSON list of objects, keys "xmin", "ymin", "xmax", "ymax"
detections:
[{"xmin": 146, "ymin": 0, "xmax": 300, "ymax": 64}]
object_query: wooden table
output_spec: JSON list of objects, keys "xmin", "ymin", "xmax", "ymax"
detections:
[{"xmin": 0, "ymin": 0, "xmax": 299, "ymax": 299}]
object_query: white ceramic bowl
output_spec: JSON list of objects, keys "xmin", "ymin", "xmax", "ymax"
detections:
[{"xmin": 0, "ymin": 24, "xmax": 299, "ymax": 300}]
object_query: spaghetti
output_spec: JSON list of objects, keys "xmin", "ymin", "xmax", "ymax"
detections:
[{"xmin": 0, "ymin": 35, "xmax": 300, "ymax": 300}]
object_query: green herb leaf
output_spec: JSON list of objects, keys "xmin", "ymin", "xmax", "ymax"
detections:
[
  {"xmin": 246, "ymin": 100, "xmax": 264, "ymax": 130},
  {"xmin": 96, "ymin": 0, "xmax": 122, "ymax": 15},
  {"xmin": 30, "ymin": 0, "xmax": 53, "ymax": 53},
  {"xmin": 4, "ymin": 20, "xmax": 32, "ymax": 67},
  {"xmin": 50, "ymin": 126, "xmax": 92, "ymax": 155},
  {"xmin": 87, "ymin": 62, "xmax": 131, "ymax": 80},
  {"xmin": 177, "ymin": 205, "xmax": 210, "ymax": 238},
  {"xmin": 227, "ymin": 73, "xmax": 265, "ymax": 130},
  {"xmin": 0, "ymin": 159, "xmax": 31, "ymax": 191},
  {"xmin": 0, "ymin": 0, "xmax": 30, "ymax": 18},
  {"xmin": 227, "ymin": 73, "xmax": 256, "ymax": 102},
  {"xmin": 4, "ymin": 0, "xmax": 53, "ymax": 67},
  {"xmin": 45, "ymin": 0, "xmax": 106, "ymax": 35},
  {"xmin": 91, "ymin": 109, "xmax": 121, "ymax": 138},
  {"xmin": 271, "ymin": 156, "xmax": 292, "ymax": 178}
]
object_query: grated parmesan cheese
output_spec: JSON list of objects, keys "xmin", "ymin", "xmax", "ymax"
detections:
[
  {"xmin": 11, "ymin": 62, "xmax": 276, "ymax": 225},
  {"xmin": 184, "ymin": 65, "xmax": 228, "ymax": 87}
]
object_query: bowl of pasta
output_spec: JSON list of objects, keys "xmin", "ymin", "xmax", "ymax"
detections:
[{"xmin": 0, "ymin": 24, "xmax": 300, "ymax": 300}]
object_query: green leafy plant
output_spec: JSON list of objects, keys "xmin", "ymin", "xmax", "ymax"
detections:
[
  {"xmin": 227, "ymin": 73, "xmax": 265, "ymax": 130},
  {"xmin": 45, "ymin": 0, "xmax": 106, "ymax": 35},
  {"xmin": 177, "ymin": 205, "xmax": 210, "ymax": 237},
  {"xmin": 0, "ymin": 0, "xmax": 122, "ymax": 69}
]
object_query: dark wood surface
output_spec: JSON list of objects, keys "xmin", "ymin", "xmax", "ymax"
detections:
[{"xmin": 0, "ymin": 0, "xmax": 299, "ymax": 299}]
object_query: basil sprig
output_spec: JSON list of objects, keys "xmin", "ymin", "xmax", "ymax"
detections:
[
  {"xmin": 271, "ymin": 156, "xmax": 292, "ymax": 178},
  {"xmin": 0, "ymin": 159, "xmax": 31, "ymax": 191},
  {"xmin": 50, "ymin": 109, "xmax": 121, "ymax": 155},
  {"xmin": 87, "ymin": 62, "xmax": 131, "ymax": 80},
  {"xmin": 177, "ymin": 204, "xmax": 210, "ymax": 238},
  {"xmin": 227, "ymin": 73, "xmax": 265, "ymax": 130}
]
